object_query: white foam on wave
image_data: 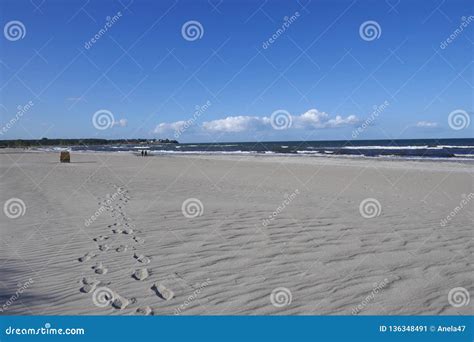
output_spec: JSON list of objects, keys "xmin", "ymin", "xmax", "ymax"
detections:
[
  {"xmin": 342, "ymin": 144, "xmax": 473, "ymax": 150},
  {"xmin": 296, "ymin": 150, "xmax": 322, "ymax": 154},
  {"xmin": 439, "ymin": 145, "xmax": 474, "ymax": 149},
  {"xmin": 34, "ymin": 147, "xmax": 70, "ymax": 152},
  {"xmin": 150, "ymin": 150, "xmax": 255, "ymax": 155},
  {"xmin": 342, "ymin": 145, "xmax": 442, "ymax": 150}
]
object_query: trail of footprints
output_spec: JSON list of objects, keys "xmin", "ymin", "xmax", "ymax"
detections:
[{"xmin": 77, "ymin": 183, "xmax": 174, "ymax": 315}]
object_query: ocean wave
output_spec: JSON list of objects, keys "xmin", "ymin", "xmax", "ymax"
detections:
[
  {"xmin": 35, "ymin": 147, "xmax": 70, "ymax": 152},
  {"xmin": 438, "ymin": 145, "xmax": 474, "ymax": 149},
  {"xmin": 341, "ymin": 145, "xmax": 443, "ymax": 150},
  {"xmin": 341, "ymin": 145, "xmax": 473, "ymax": 150},
  {"xmin": 150, "ymin": 150, "xmax": 255, "ymax": 155},
  {"xmin": 296, "ymin": 151, "xmax": 322, "ymax": 154}
]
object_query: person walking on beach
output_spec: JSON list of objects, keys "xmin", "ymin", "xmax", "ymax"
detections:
[{"xmin": 141, "ymin": 150, "xmax": 144, "ymax": 157}]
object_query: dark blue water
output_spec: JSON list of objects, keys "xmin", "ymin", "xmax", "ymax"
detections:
[{"xmin": 66, "ymin": 138, "xmax": 474, "ymax": 160}]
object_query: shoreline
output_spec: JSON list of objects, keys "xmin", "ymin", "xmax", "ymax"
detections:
[
  {"xmin": 2, "ymin": 148, "xmax": 473, "ymax": 172},
  {"xmin": 0, "ymin": 147, "xmax": 474, "ymax": 165}
]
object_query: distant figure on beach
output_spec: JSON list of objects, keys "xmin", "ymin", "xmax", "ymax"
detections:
[
  {"xmin": 141, "ymin": 150, "xmax": 144, "ymax": 157},
  {"xmin": 145, "ymin": 150, "xmax": 148, "ymax": 157}
]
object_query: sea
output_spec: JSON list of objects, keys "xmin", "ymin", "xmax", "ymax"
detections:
[{"xmin": 45, "ymin": 138, "xmax": 474, "ymax": 161}]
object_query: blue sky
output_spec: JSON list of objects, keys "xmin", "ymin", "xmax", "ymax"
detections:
[{"xmin": 0, "ymin": 0, "xmax": 472, "ymax": 142}]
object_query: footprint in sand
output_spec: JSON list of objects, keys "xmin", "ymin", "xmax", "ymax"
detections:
[
  {"xmin": 132, "ymin": 268, "xmax": 149, "ymax": 281},
  {"xmin": 123, "ymin": 228, "xmax": 134, "ymax": 235},
  {"xmin": 78, "ymin": 252, "xmax": 96, "ymax": 263},
  {"xmin": 112, "ymin": 228, "xmax": 123, "ymax": 234},
  {"xmin": 136, "ymin": 306, "xmax": 154, "ymax": 315},
  {"xmin": 116, "ymin": 245, "xmax": 127, "ymax": 253},
  {"xmin": 92, "ymin": 262, "xmax": 108, "ymax": 275},
  {"xmin": 133, "ymin": 236, "xmax": 145, "ymax": 244},
  {"xmin": 98, "ymin": 244, "xmax": 110, "ymax": 252},
  {"xmin": 79, "ymin": 277, "xmax": 99, "ymax": 293},
  {"xmin": 111, "ymin": 295, "xmax": 136, "ymax": 310},
  {"xmin": 133, "ymin": 253, "xmax": 151, "ymax": 264},
  {"xmin": 111, "ymin": 295, "xmax": 129, "ymax": 310},
  {"xmin": 93, "ymin": 235, "xmax": 109, "ymax": 242},
  {"xmin": 152, "ymin": 283, "xmax": 174, "ymax": 301}
]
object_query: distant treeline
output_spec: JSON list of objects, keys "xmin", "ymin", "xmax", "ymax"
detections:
[{"xmin": 0, "ymin": 138, "xmax": 178, "ymax": 148}]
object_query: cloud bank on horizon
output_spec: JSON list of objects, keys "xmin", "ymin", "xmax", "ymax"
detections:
[{"xmin": 154, "ymin": 109, "xmax": 359, "ymax": 137}]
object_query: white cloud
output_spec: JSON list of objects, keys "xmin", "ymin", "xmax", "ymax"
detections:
[
  {"xmin": 416, "ymin": 121, "xmax": 438, "ymax": 128},
  {"xmin": 154, "ymin": 120, "xmax": 188, "ymax": 134},
  {"xmin": 293, "ymin": 109, "xmax": 358, "ymax": 128},
  {"xmin": 154, "ymin": 109, "xmax": 358, "ymax": 135},
  {"xmin": 202, "ymin": 116, "xmax": 265, "ymax": 132}
]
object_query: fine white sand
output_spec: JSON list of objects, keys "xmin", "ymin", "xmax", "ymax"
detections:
[{"xmin": 0, "ymin": 151, "xmax": 472, "ymax": 315}]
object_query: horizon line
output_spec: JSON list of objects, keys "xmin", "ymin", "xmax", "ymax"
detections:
[{"xmin": 0, "ymin": 136, "xmax": 473, "ymax": 144}]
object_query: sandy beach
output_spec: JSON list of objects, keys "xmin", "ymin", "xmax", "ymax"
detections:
[{"xmin": 0, "ymin": 151, "xmax": 472, "ymax": 315}]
